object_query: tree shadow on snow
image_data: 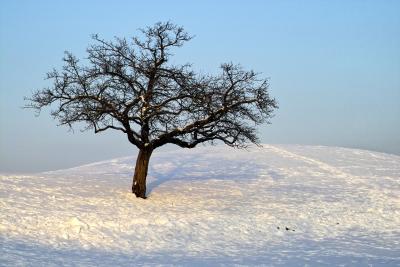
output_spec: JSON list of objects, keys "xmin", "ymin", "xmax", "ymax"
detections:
[{"xmin": 146, "ymin": 151, "xmax": 267, "ymax": 195}]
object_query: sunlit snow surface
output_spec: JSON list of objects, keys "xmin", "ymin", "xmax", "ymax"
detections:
[{"xmin": 1, "ymin": 145, "xmax": 399, "ymax": 266}]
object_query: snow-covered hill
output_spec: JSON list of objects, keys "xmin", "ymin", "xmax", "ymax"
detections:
[{"xmin": 1, "ymin": 145, "xmax": 399, "ymax": 266}]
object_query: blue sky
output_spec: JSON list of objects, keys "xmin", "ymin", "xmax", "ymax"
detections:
[{"xmin": 1, "ymin": 0, "xmax": 399, "ymax": 172}]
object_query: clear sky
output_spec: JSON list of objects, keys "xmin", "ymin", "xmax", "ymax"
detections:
[{"xmin": 1, "ymin": 0, "xmax": 399, "ymax": 173}]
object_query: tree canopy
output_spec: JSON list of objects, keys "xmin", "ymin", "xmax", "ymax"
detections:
[{"xmin": 27, "ymin": 22, "xmax": 278, "ymax": 150}]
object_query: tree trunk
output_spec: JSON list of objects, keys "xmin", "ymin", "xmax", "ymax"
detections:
[{"xmin": 132, "ymin": 149, "xmax": 153, "ymax": 198}]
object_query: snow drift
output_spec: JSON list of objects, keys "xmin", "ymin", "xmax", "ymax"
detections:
[{"xmin": 1, "ymin": 144, "xmax": 399, "ymax": 266}]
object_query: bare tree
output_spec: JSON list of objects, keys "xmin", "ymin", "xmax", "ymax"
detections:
[{"xmin": 26, "ymin": 22, "xmax": 278, "ymax": 198}]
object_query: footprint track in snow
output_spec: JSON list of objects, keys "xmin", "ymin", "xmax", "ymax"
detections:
[{"xmin": 265, "ymin": 145, "xmax": 374, "ymax": 185}]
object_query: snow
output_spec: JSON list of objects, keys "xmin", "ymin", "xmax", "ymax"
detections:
[{"xmin": 1, "ymin": 144, "xmax": 399, "ymax": 266}]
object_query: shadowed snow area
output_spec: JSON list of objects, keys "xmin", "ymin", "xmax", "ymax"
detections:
[{"xmin": 1, "ymin": 144, "xmax": 399, "ymax": 266}]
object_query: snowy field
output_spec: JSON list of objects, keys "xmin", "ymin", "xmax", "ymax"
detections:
[{"xmin": 1, "ymin": 144, "xmax": 399, "ymax": 266}]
